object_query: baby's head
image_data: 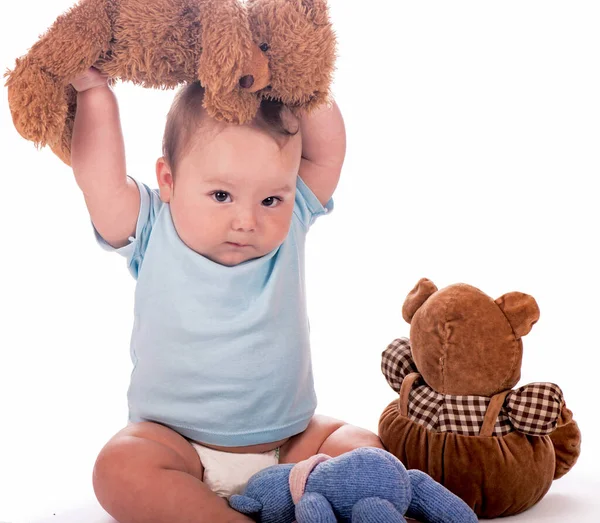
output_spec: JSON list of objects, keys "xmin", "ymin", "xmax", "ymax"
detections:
[{"xmin": 157, "ymin": 82, "xmax": 301, "ymax": 266}]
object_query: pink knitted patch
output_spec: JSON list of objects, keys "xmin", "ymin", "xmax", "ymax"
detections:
[{"xmin": 289, "ymin": 454, "xmax": 331, "ymax": 505}]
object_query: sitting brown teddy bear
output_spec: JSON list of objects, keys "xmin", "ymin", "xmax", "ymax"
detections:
[
  {"xmin": 5, "ymin": 0, "xmax": 335, "ymax": 165},
  {"xmin": 379, "ymin": 278, "xmax": 581, "ymax": 519}
]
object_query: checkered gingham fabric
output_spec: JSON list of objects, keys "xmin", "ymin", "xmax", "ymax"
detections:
[{"xmin": 381, "ymin": 338, "xmax": 564, "ymax": 437}]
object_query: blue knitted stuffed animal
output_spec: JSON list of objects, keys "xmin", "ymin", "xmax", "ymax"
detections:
[{"xmin": 229, "ymin": 447, "xmax": 478, "ymax": 522}]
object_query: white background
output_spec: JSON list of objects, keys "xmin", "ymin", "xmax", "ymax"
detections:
[{"xmin": 1, "ymin": 1, "xmax": 599, "ymax": 522}]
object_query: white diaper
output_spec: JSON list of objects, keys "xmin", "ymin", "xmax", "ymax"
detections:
[{"xmin": 191, "ymin": 442, "xmax": 280, "ymax": 499}]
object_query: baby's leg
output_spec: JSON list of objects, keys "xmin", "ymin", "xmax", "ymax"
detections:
[
  {"xmin": 93, "ymin": 421, "xmax": 252, "ymax": 523},
  {"xmin": 279, "ymin": 414, "xmax": 384, "ymax": 464}
]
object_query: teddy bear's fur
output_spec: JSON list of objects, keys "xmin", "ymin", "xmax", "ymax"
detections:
[
  {"xmin": 378, "ymin": 278, "xmax": 581, "ymax": 518},
  {"xmin": 5, "ymin": 0, "xmax": 336, "ymax": 165}
]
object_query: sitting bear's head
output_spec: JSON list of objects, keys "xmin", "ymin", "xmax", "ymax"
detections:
[{"xmin": 402, "ymin": 278, "xmax": 540, "ymax": 396}]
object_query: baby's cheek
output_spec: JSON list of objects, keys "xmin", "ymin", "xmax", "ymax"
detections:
[
  {"xmin": 273, "ymin": 229, "xmax": 288, "ymax": 248},
  {"xmin": 275, "ymin": 212, "xmax": 293, "ymax": 239}
]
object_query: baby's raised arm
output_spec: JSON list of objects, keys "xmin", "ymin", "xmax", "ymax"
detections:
[
  {"xmin": 298, "ymin": 100, "xmax": 346, "ymax": 206},
  {"xmin": 70, "ymin": 67, "xmax": 140, "ymax": 248}
]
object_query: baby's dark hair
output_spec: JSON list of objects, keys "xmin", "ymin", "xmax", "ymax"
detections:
[{"xmin": 162, "ymin": 81, "xmax": 299, "ymax": 176}]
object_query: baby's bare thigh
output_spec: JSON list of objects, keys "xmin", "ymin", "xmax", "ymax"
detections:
[
  {"xmin": 94, "ymin": 421, "xmax": 203, "ymax": 484},
  {"xmin": 279, "ymin": 415, "xmax": 346, "ymax": 463},
  {"xmin": 92, "ymin": 423, "xmax": 256, "ymax": 522},
  {"xmin": 280, "ymin": 414, "xmax": 384, "ymax": 464}
]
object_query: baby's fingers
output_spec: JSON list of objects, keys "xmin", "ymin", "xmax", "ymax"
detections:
[{"xmin": 69, "ymin": 67, "xmax": 109, "ymax": 92}]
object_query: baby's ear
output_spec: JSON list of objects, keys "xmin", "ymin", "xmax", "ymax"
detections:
[
  {"xmin": 229, "ymin": 494, "xmax": 263, "ymax": 515},
  {"xmin": 402, "ymin": 278, "xmax": 438, "ymax": 324},
  {"xmin": 495, "ymin": 292, "xmax": 540, "ymax": 338}
]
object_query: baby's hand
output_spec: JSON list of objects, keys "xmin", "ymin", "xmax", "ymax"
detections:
[{"xmin": 70, "ymin": 67, "xmax": 108, "ymax": 92}]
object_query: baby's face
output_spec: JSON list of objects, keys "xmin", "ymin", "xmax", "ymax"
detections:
[{"xmin": 157, "ymin": 123, "xmax": 301, "ymax": 266}]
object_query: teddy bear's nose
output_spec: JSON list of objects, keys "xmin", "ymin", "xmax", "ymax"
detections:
[{"xmin": 239, "ymin": 75, "xmax": 254, "ymax": 89}]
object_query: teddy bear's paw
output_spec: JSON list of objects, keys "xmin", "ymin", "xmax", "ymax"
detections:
[
  {"xmin": 550, "ymin": 409, "xmax": 582, "ymax": 479},
  {"xmin": 6, "ymin": 57, "xmax": 67, "ymax": 147},
  {"xmin": 352, "ymin": 498, "xmax": 407, "ymax": 523},
  {"xmin": 204, "ymin": 89, "xmax": 260, "ymax": 124}
]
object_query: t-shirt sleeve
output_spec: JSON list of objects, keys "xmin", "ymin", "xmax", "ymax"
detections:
[
  {"xmin": 293, "ymin": 175, "xmax": 334, "ymax": 230},
  {"xmin": 92, "ymin": 176, "xmax": 163, "ymax": 279}
]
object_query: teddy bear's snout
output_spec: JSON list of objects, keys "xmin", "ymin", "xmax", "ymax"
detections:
[{"xmin": 239, "ymin": 75, "xmax": 255, "ymax": 89}]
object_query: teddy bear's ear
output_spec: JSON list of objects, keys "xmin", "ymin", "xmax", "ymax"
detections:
[
  {"xmin": 495, "ymin": 292, "xmax": 540, "ymax": 338},
  {"xmin": 402, "ymin": 278, "xmax": 438, "ymax": 324},
  {"xmin": 197, "ymin": 0, "xmax": 253, "ymax": 94},
  {"xmin": 299, "ymin": 0, "xmax": 330, "ymax": 25}
]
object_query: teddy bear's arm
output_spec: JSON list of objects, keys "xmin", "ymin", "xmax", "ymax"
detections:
[
  {"xmin": 6, "ymin": 0, "xmax": 113, "ymax": 151},
  {"xmin": 549, "ymin": 402, "xmax": 581, "ymax": 479},
  {"xmin": 381, "ymin": 338, "xmax": 417, "ymax": 393},
  {"xmin": 505, "ymin": 382, "xmax": 565, "ymax": 436}
]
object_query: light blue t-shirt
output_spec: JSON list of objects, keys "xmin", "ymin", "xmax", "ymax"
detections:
[{"xmin": 94, "ymin": 175, "xmax": 333, "ymax": 446}]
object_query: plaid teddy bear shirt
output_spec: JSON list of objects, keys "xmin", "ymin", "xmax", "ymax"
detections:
[{"xmin": 381, "ymin": 338, "xmax": 565, "ymax": 437}]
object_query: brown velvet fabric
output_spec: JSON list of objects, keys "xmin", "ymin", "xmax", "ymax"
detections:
[
  {"xmin": 382, "ymin": 278, "xmax": 581, "ymax": 518},
  {"xmin": 494, "ymin": 292, "xmax": 540, "ymax": 338},
  {"xmin": 409, "ymin": 283, "xmax": 525, "ymax": 396},
  {"xmin": 380, "ymin": 400, "xmax": 556, "ymax": 519},
  {"xmin": 550, "ymin": 404, "xmax": 581, "ymax": 479},
  {"xmin": 402, "ymin": 278, "xmax": 438, "ymax": 323}
]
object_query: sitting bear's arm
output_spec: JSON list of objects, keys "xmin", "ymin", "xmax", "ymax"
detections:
[
  {"xmin": 381, "ymin": 338, "xmax": 418, "ymax": 393},
  {"xmin": 549, "ymin": 402, "xmax": 581, "ymax": 479},
  {"xmin": 505, "ymin": 382, "xmax": 565, "ymax": 436}
]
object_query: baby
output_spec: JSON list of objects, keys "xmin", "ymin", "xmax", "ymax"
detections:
[{"xmin": 70, "ymin": 67, "xmax": 383, "ymax": 523}]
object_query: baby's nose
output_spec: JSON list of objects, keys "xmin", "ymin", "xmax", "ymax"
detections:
[
  {"xmin": 233, "ymin": 211, "xmax": 256, "ymax": 231},
  {"xmin": 239, "ymin": 75, "xmax": 254, "ymax": 89}
]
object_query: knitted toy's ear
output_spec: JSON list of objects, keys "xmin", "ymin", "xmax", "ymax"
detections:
[
  {"xmin": 495, "ymin": 292, "xmax": 540, "ymax": 338},
  {"xmin": 229, "ymin": 494, "xmax": 263, "ymax": 514},
  {"xmin": 402, "ymin": 278, "xmax": 438, "ymax": 324}
]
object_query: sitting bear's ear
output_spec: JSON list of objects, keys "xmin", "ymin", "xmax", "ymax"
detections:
[
  {"xmin": 495, "ymin": 292, "xmax": 540, "ymax": 338},
  {"xmin": 229, "ymin": 494, "xmax": 263, "ymax": 514},
  {"xmin": 402, "ymin": 278, "xmax": 438, "ymax": 324}
]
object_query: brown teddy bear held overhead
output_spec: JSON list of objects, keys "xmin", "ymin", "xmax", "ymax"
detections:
[
  {"xmin": 5, "ymin": 0, "xmax": 336, "ymax": 166},
  {"xmin": 379, "ymin": 278, "xmax": 581, "ymax": 519}
]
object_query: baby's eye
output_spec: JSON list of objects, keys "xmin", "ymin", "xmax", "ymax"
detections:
[
  {"xmin": 262, "ymin": 196, "xmax": 281, "ymax": 207},
  {"xmin": 212, "ymin": 191, "xmax": 231, "ymax": 203}
]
